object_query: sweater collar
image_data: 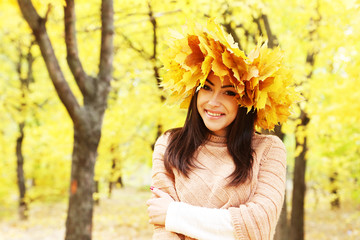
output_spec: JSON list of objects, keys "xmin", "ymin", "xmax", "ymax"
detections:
[
  {"xmin": 206, "ymin": 132, "xmax": 259, "ymax": 145},
  {"xmin": 207, "ymin": 134, "xmax": 227, "ymax": 145}
]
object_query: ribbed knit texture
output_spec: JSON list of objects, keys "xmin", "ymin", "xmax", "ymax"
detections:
[{"xmin": 151, "ymin": 133, "xmax": 287, "ymax": 240}]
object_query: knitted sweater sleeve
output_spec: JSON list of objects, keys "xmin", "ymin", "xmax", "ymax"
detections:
[
  {"xmin": 229, "ymin": 135, "xmax": 287, "ymax": 240},
  {"xmin": 151, "ymin": 134, "xmax": 184, "ymax": 240}
]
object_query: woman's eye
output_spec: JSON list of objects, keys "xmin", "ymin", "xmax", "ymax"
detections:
[
  {"xmin": 202, "ymin": 85, "xmax": 211, "ymax": 91},
  {"xmin": 225, "ymin": 91, "xmax": 237, "ymax": 96}
]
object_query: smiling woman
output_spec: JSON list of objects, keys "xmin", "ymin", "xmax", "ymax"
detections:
[{"xmin": 146, "ymin": 18, "xmax": 300, "ymax": 240}]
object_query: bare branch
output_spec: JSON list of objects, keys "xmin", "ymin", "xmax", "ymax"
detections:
[
  {"xmin": 64, "ymin": 0, "xmax": 88, "ymax": 96},
  {"xmin": 98, "ymin": 0, "xmax": 114, "ymax": 85},
  {"xmin": 17, "ymin": 0, "xmax": 81, "ymax": 126}
]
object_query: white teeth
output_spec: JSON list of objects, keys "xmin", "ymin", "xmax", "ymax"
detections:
[{"xmin": 207, "ymin": 111, "xmax": 222, "ymax": 117}]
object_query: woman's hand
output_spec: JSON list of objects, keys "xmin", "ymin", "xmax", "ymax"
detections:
[{"xmin": 146, "ymin": 187, "xmax": 174, "ymax": 226}]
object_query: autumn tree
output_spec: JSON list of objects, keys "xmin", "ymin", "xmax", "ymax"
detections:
[
  {"xmin": 1, "ymin": 37, "xmax": 35, "ymax": 220},
  {"xmin": 0, "ymin": 3, "xmax": 41, "ymax": 217},
  {"xmin": 15, "ymin": 40, "xmax": 36, "ymax": 220},
  {"xmin": 16, "ymin": 0, "xmax": 114, "ymax": 239}
]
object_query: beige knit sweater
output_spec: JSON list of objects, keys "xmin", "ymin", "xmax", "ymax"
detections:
[{"xmin": 151, "ymin": 132, "xmax": 287, "ymax": 240}]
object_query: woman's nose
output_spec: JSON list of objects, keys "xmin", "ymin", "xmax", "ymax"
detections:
[{"xmin": 208, "ymin": 92, "xmax": 221, "ymax": 106}]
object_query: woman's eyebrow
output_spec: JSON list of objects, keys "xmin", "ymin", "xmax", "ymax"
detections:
[
  {"xmin": 206, "ymin": 79, "xmax": 234, "ymax": 88},
  {"xmin": 205, "ymin": 79, "xmax": 214, "ymax": 86},
  {"xmin": 221, "ymin": 85, "xmax": 235, "ymax": 88}
]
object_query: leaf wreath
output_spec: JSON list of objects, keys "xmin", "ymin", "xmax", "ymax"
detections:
[{"xmin": 160, "ymin": 18, "xmax": 301, "ymax": 130}]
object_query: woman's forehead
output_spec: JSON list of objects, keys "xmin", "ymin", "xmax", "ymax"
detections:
[{"xmin": 222, "ymin": 77, "xmax": 233, "ymax": 86}]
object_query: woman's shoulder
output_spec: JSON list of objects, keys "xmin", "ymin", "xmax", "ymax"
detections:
[
  {"xmin": 155, "ymin": 132, "xmax": 170, "ymax": 147},
  {"xmin": 155, "ymin": 128, "xmax": 180, "ymax": 146},
  {"xmin": 153, "ymin": 132, "xmax": 172, "ymax": 157},
  {"xmin": 252, "ymin": 133, "xmax": 286, "ymax": 155}
]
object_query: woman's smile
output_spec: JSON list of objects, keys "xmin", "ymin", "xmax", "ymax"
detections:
[{"xmin": 205, "ymin": 110, "xmax": 225, "ymax": 118}]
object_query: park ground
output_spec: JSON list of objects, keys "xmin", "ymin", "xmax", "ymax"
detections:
[{"xmin": 0, "ymin": 187, "xmax": 359, "ymax": 240}]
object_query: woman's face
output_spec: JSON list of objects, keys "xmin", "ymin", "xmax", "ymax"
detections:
[{"xmin": 197, "ymin": 72, "xmax": 238, "ymax": 137}]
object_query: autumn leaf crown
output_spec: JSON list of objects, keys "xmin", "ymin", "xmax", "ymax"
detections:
[{"xmin": 160, "ymin": 18, "xmax": 300, "ymax": 130}]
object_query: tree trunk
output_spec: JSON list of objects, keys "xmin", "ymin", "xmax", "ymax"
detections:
[
  {"xmin": 108, "ymin": 145, "xmax": 124, "ymax": 198},
  {"xmin": 65, "ymin": 0, "xmax": 114, "ymax": 237},
  {"xmin": 65, "ymin": 126, "xmax": 100, "ymax": 240},
  {"xmin": 15, "ymin": 39, "xmax": 34, "ymax": 221},
  {"xmin": 16, "ymin": 122, "xmax": 28, "ymax": 220},
  {"xmin": 329, "ymin": 171, "xmax": 340, "ymax": 209},
  {"xmin": 290, "ymin": 111, "xmax": 309, "ymax": 240}
]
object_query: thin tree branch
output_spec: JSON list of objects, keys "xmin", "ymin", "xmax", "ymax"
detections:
[
  {"xmin": 148, "ymin": 2, "xmax": 157, "ymax": 61},
  {"xmin": 118, "ymin": 32, "xmax": 151, "ymax": 59},
  {"xmin": 64, "ymin": 0, "xmax": 88, "ymax": 96},
  {"xmin": 44, "ymin": 3, "xmax": 52, "ymax": 22},
  {"xmin": 17, "ymin": 0, "xmax": 81, "ymax": 126},
  {"xmin": 25, "ymin": 42, "xmax": 35, "ymax": 87},
  {"xmin": 78, "ymin": 9, "xmax": 181, "ymax": 33},
  {"xmin": 252, "ymin": 16, "xmax": 264, "ymax": 37}
]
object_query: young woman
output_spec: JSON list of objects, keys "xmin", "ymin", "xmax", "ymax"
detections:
[{"xmin": 146, "ymin": 19, "xmax": 298, "ymax": 240}]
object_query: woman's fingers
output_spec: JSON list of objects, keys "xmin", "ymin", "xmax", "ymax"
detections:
[
  {"xmin": 151, "ymin": 186, "xmax": 173, "ymax": 200},
  {"xmin": 146, "ymin": 199, "xmax": 153, "ymax": 206}
]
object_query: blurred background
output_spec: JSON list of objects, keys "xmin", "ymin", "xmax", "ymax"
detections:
[{"xmin": 0, "ymin": 0, "xmax": 359, "ymax": 239}]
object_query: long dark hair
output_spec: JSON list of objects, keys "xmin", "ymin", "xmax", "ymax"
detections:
[{"xmin": 164, "ymin": 90, "xmax": 257, "ymax": 186}]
